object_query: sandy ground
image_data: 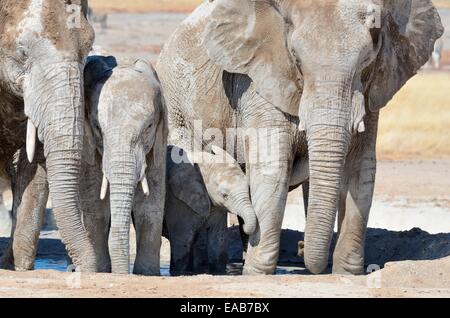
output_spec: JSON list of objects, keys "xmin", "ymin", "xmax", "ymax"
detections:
[
  {"xmin": 0, "ymin": 256, "xmax": 448, "ymax": 298},
  {"xmin": 91, "ymin": 12, "xmax": 187, "ymax": 63},
  {"xmin": 285, "ymin": 160, "xmax": 450, "ymax": 234}
]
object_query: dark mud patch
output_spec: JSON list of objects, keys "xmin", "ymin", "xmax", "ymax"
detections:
[{"xmin": 228, "ymin": 227, "xmax": 450, "ymax": 269}]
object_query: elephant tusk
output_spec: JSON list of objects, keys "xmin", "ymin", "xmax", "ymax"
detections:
[
  {"xmin": 100, "ymin": 175, "xmax": 109, "ymax": 200},
  {"xmin": 26, "ymin": 119, "xmax": 37, "ymax": 163},
  {"xmin": 357, "ymin": 120, "xmax": 366, "ymax": 133},
  {"xmin": 141, "ymin": 176, "xmax": 150, "ymax": 197}
]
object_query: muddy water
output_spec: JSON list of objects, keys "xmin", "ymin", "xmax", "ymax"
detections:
[
  {"xmin": 35, "ymin": 259, "xmax": 67, "ymax": 271},
  {"xmin": 33, "ymin": 255, "xmax": 172, "ymax": 276}
]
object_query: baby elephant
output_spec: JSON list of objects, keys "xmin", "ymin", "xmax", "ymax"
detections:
[
  {"xmin": 83, "ymin": 55, "xmax": 168, "ymax": 274},
  {"xmin": 164, "ymin": 145, "xmax": 257, "ymax": 275}
]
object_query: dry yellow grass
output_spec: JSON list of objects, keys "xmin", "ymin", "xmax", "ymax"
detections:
[
  {"xmin": 434, "ymin": 0, "xmax": 450, "ymax": 8},
  {"xmin": 89, "ymin": 0, "xmax": 202, "ymax": 12},
  {"xmin": 378, "ymin": 72, "xmax": 450, "ymax": 159},
  {"xmin": 89, "ymin": 0, "xmax": 450, "ymax": 12}
]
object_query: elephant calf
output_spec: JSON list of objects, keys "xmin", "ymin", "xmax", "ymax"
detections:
[
  {"xmin": 164, "ymin": 145, "xmax": 257, "ymax": 276},
  {"xmin": 3, "ymin": 55, "xmax": 168, "ymax": 275}
]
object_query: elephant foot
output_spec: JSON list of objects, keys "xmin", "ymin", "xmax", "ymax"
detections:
[
  {"xmin": 297, "ymin": 241, "xmax": 305, "ymax": 258},
  {"xmin": 242, "ymin": 266, "xmax": 274, "ymax": 276},
  {"xmin": 0, "ymin": 255, "xmax": 15, "ymax": 271},
  {"xmin": 133, "ymin": 266, "xmax": 161, "ymax": 276},
  {"xmin": 97, "ymin": 261, "xmax": 112, "ymax": 273},
  {"xmin": 242, "ymin": 261, "xmax": 276, "ymax": 276},
  {"xmin": 332, "ymin": 265, "xmax": 364, "ymax": 275},
  {"xmin": 12, "ymin": 257, "xmax": 35, "ymax": 272},
  {"xmin": 74, "ymin": 257, "xmax": 98, "ymax": 273}
]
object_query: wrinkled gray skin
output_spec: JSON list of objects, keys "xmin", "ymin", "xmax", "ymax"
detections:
[
  {"xmin": 164, "ymin": 145, "xmax": 257, "ymax": 275},
  {"xmin": 3, "ymin": 56, "xmax": 167, "ymax": 275},
  {"xmin": 85, "ymin": 56, "xmax": 167, "ymax": 275},
  {"xmin": 0, "ymin": 0, "xmax": 97, "ymax": 271},
  {"xmin": 157, "ymin": 0, "xmax": 443, "ymax": 275}
]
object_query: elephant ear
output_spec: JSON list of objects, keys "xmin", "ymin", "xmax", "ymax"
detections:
[
  {"xmin": 82, "ymin": 120, "xmax": 97, "ymax": 166},
  {"xmin": 81, "ymin": 0, "xmax": 89, "ymax": 17},
  {"xmin": 84, "ymin": 55, "xmax": 118, "ymax": 90},
  {"xmin": 152, "ymin": 91, "xmax": 169, "ymax": 171},
  {"xmin": 367, "ymin": 0, "xmax": 443, "ymax": 112},
  {"xmin": 203, "ymin": 0, "xmax": 302, "ymax": 116},
  {"xmin": 167, "ymin": 149, "xmax": 211, "ymax": 218}
]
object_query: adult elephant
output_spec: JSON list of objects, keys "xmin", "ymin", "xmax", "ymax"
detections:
[
  {"xmin": 157, "ymin": 0, "xmax": 443, "ymax": 275},
  {"xmin": 0, "ymin": 0, "xmax": 97, "ymax": 271},
  {"xmin": 3, "ymin": 56, "xmax": 168, "ymax": 275}
]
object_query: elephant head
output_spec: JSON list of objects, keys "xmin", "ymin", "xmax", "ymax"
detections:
[
  {"xmin": 84, "ymin": 56, "xmax": 167, "ymax": 274},
  {"xmin": 203, "ymin": 146, "xmax": 257, "ymax": 235},
  {"xmin": 169, "ymin": 145, "xmax": 257, "ymax": 235},
  {"xmin": 0, "ymin": 0, "xmax": 96, "ymax": 270},
  {"xmin": 203, "ymin": 0, "xmax": 443, "ymax": 274}
]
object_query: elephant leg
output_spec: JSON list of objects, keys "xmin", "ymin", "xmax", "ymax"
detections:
[
  {"xmin": 164, "ymin": 197, "xmax": 201, "ymax": 276},
  {"xmin": 207, "ymin": 209, "xmax": 228, "ymax": 275},
  {"xmin": 169, "ymin": 234, "xmax": 196, "ymax": 276},
  {"xmin": 132, "ymin": 182, "xmax": 165, "ymax": 276},
  {"xmin": 3, "ymin": 146, "xmax": 48, "ymax": 271},
  {"xmin": 132, "ymin": 205, "xmax": 163, "ymax": 276},
  {"xmin": 80, "ymin": 163, "xmax": 111, "ymax": 273},
  {"xmin": 243, "ymin": 133, "xmax": 292, "ymax": 275},
  {"xmin": 332, "ymin": 113, "xmax": 379, "ymax": 275},
  {"xmin": 238, "ymin": 216, "xmax": 249, "ymax": 263},
  {"xmin": 190, "ymin": 228, "xmax": 209, "ymax": 274}
]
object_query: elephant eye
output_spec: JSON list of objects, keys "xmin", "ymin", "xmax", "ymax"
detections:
[
  {"xmin": 291, "ymin": 49, "xmax": 301, "ymax": 66},
  {"xmin": 16, "ymin": 47, "xmax": 28, "ymax": 61},
  {"xmin": 222, "ymin": 193, "xmax": 229, "ymax": 201}
]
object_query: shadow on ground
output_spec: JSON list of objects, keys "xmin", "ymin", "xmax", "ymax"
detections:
[
  {"xmin": 0, "ymin": 226, "xmax": 448, "ymax": 274},
  {"xmin": 228, "ymin": 227, "xmax": 450, "ymax": 270}
]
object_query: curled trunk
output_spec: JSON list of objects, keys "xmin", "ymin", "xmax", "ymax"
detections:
[{"xmin": 231, "ymin": 194, "xmax": 257, "ymax": 235}]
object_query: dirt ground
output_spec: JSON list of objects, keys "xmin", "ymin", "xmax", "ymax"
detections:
[{"xmin": 0, "ymin": 257, "xmax": 448, "ymax": 298}]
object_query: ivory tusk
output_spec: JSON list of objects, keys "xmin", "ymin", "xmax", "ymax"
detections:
[
  {"xmin": 141, "ymin": 176, "xmax": 150, "ymax": 197},
  {"xmin": 100, "ymin": 175, "xmax": 109, "ymax": 200},
  {"xmin": 26, "ymin": 119, "xmax": 37, "ymax": 163},
  {"xmin": 357, "ymin": 120, "xmax": 366, "ymax": 133}
]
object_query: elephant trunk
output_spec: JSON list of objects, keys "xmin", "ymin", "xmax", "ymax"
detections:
[
  {"xmin": 32, "ymin": 62, "xmax": 96, "ymax": 271},
  {"xmin": 231, "ymin": 193, "xmax": 257, "ymax": 235},
  {"xmin": 302, "ymin": 80, "xmax": 352, "ymax": 274},
  {"xmin": 107, "ymin": 154, "xmax": 138, "ymax": 274}
]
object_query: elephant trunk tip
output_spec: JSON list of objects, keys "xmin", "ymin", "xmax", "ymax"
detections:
[
  {"xmin": 240, "ymin": 210, "xmax": 257, "ymax": 235},
  {"xmin": 304, "ymin": 248, "xmax": 330, "ymax": 275},
  {"xmin": 242, "ymin": 222, "xmax": 256, "ymax": 236}
]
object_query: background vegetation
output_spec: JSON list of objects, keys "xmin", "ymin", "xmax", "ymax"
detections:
[{"xmin": 90, "ymin": 0, "xmax": 450, "ymax": 12}]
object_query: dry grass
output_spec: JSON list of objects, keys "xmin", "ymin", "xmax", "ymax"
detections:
[
  {"xmin": 89, "ymin": 0, "xmax": 450, "ymax": 12},
  {"xmin": 378, "ymin": 72, "xmax": 450, "ymax": 159},
  {"xmin": 434, "ymin": 0, "xmax": 450, "ymax": 8},
  {"xmin": 89, "ymin": 0, "xmax": 202, "ymax": 13}
]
